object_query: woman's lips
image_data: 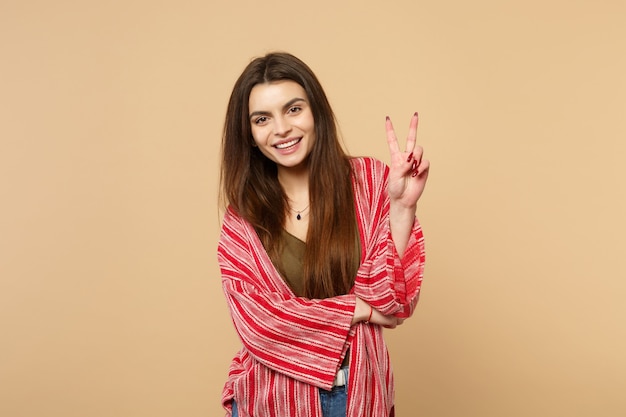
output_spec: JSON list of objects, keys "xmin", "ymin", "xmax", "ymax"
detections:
[{"xmin": 274, "ymin": 137, "xmax": 302, "ymax": 149}]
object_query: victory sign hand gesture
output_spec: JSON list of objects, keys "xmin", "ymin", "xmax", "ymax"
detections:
[{"xmin": 386, "ymin": 112, "xmax": 430, "ymax": 209}]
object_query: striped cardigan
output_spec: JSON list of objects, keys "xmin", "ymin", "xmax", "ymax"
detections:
[{"xmin": 218, "ymin": 157, "xmax": 426, "ymax": 417}]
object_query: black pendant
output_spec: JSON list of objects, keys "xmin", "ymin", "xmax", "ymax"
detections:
[{"xmin": 296, "ymin": 213, "xmax": 302, "ymax": 220}]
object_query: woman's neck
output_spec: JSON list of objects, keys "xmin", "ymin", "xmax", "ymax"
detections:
[
  {"xmin": 278, "ymin": 165, "xmax": 310, "ymax": 240},
  {"xmin": 278, "ymin": 165, "xmax": 309, "ymax": 202}
]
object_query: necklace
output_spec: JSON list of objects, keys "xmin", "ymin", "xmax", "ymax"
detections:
[{"xmin": 289, "ymin": 204, "xmax": 310, "ymax": 221}]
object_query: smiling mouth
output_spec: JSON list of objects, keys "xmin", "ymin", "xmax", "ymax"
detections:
[{"xmin": 274, "ymin": 138, "xmax": 302, "ymax": 149}]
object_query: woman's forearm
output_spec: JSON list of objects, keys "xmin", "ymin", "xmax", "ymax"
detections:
[{"xmin": 389, "ymin": 202, "xmax": 416, "ymax": 258}]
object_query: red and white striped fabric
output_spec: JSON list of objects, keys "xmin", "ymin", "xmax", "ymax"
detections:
[{"xmin": 218, "ymin": 157, "xmax": 426, "ymax": 417}]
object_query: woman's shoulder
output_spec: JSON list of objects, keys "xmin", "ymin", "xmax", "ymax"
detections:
[
  {"xmin": 349, "ymin": 156, "xmax": 389, "ymax": 176},
  {"xmin": 349, "ymin": 157, "xmax": 389, "ymax": 206},
  {"xmin": 220, "ymin": 205, "xmax": 251, "ymax": 236},
  {"xmin": 219, "ymin": 206, "xmax": 258, "ymax": 255},
  {"xmin": 349, "ymin": 156, "xmax": 390, "ymax": 186}
]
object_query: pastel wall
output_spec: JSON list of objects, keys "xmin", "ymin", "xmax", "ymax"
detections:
[{"xmin": 1, "ymin": 1, "xmax": 624, "ymax": 416}]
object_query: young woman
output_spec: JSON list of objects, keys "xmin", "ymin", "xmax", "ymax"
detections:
[{"xmin": 218, "ymin": 52, "xmax": 429, "ymax": 417}]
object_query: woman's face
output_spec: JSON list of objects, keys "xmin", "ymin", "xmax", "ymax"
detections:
[{"xmin": 248, "ymin": 80, "xmax": 316, "ymax": 171}]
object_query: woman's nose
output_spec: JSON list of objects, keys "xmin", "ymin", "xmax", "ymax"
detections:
[{"xmin": 273, "ymin": 116, "xmax": 292, "ymax": 136}]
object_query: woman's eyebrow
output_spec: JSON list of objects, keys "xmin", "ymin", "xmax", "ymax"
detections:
[
  {"xmin": 282, "ymin": 97, "xmax": 307, "ymax": 109},
  {"xmin": 249, "ymin": 97, "xmax": 307, "ymax": 119}
]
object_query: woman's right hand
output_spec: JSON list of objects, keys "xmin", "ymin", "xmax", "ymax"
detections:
[{"xmin": 352, "ymin": 297, "xmax": 405, "ymax": 328}]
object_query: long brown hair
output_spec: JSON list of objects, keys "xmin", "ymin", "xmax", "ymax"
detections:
[{"xmin": 220, "ymin": 52, "xmax": 358, "ymax": 298}]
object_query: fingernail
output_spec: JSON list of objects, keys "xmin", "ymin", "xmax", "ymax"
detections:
[
  {"xmin": 412, "ymin": 160, "xmax": 417, "ymax": 170},
  {"xmin": 407, "ymin": 152, "xmax": 414, "ymax": 163},
  {"xmin": 414, "ymin": 112, "xmax": 419, "ymax": 117},
  {"xmin": 386, "ymin": 116, "xmax": 390, "ymax": 121},
  {"xmin": 412, "ymin": 170, "xmax": 418, "ymax": 177}
]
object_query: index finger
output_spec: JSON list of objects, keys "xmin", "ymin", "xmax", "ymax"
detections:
[{"xmin": 405, "ymin": 112, "xmax": 419, "ymax": 153}]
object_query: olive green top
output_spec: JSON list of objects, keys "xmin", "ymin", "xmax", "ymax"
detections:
[
  {"xmin": 280, "ymin": 230, "xmax": 308, "ymax": 297},
  {"xmin": 279, "ymin": 229, "xmax": 361, "ymax": 297}
]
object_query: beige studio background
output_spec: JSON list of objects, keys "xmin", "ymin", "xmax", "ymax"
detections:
[{"xmin": 1, "ymin": 0, "xmax": 625, "ymax": 416}]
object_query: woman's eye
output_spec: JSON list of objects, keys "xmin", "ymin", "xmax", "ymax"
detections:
[
  {"xmin": 254, "ymin": 116, "xmax": 268, "ymax": 125},
  {"xmin": 288, "ymin": 106, "xmax": 302, "ymax": 114}
]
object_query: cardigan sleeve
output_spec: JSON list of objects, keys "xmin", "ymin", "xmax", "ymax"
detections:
[
  {"xmin": 352, "ymin": 157, "xmax": 426, "ymax": 318},
  {"xmin": 218, "ymin": 207, "xmax": 355, "ymax": 390}
]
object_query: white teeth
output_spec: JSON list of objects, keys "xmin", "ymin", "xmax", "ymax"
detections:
[{"xmin": 275, "ymin": 138, "xmax": 300, "ymax": 149}]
